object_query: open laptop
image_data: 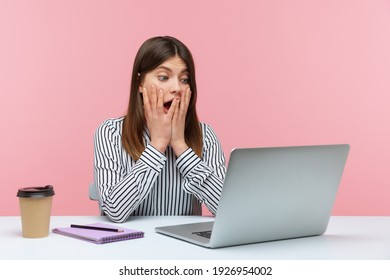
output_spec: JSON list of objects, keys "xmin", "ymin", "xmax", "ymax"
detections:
[{"xmin": 155, "ymin": 144, "xmax": 350, "ymax": 248}]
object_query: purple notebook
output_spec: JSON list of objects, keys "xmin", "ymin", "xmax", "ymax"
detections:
[{"xmin": 52, "ymin": 223, "xmax": 144, "ymax": 244}]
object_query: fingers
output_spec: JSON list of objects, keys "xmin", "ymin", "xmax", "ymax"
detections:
[
  {"xmin": 149, "ymin": 84, "xmax": 157, "ymax": 110},
  {"xmin": 157, "ymin": 88, "xmax": 164, "ymax": 113},
  {"xmin": 184, "ymin": 86, "xmax": 191, "ymax": 110},
  {"xmin": 167, "ymin": 98, "xmax": 179, "ymax": 119},
  {"xmin": 143, "ymin": 84, "xmax": 164, "ymax": 114},
  {"xmin": 171, "ymin": 87, "xmax": 191, "ymax": 123},
  {"xmin": 179, "ymin": 87, "xmax": 191, "ymax": 116},
  {"xmin": 144, "ymin": 85, "xmax": 191, "ymax": 122},
  {"xmin": 142, "ymin": 87, "xmax": 150, "ymax": 113}
]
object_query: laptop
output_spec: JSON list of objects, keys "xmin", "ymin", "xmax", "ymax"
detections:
[{"xmin": 155, "ymin": 144, "xmax": 350, "ymax": 248}]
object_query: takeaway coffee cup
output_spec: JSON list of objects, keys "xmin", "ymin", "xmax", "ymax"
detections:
[{"xmin": 17, "ymin": 185, "xmax": 55, "ymax": 238}]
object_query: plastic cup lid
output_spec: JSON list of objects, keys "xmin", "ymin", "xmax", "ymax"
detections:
[{"xmin": 17, "ymin": 185, "xmax": 55, "ymax": 198}]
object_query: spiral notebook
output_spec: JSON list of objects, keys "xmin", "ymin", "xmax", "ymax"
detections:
[{"xmin": 53, "ymin": 223, "xmax": 144, "ymax": 244}]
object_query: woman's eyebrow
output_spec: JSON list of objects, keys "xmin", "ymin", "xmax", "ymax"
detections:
[
  {"xmin": 156, "ymin": 66, "xmax": 172, "ymax": 72},
  {"xmin": 156, "ymin": 65, "xmax": 188, "ymax": 73}
]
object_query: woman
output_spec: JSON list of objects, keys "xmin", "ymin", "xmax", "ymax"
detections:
[{"xmin": 94, "ymin": 36, "xmax": 226, "ymax": 223}]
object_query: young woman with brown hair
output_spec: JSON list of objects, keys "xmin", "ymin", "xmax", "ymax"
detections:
[{"xmin": 94, "ymin": 36, "xmax": 226, "ymax": 223}]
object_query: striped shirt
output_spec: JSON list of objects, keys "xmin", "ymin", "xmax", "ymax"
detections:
[{"xmin": 94, "ymin": 117, "xmax": 226, "ymax": 223}]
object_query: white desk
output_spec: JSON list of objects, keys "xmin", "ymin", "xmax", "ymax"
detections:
[{"xmin": 1, "ymin": 216, "xmax": 390, "ymax": 260}]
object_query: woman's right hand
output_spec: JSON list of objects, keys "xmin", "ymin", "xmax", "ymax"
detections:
[{"xmin": 142, "ymin": 84, "xmax": 178, "ymax": 154}]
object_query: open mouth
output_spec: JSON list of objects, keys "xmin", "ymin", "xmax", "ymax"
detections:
[{"xmin": 163, "ymin": 101, "xmax": 173, "ymax": 111}]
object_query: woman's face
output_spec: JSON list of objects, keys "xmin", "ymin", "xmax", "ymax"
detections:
[{"xmin": 140, "ymin": 55, "xmax": 190, "ymax": 113}]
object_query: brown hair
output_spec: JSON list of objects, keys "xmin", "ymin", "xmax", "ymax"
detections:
[{"xmin": 122, "ymin": 36, "xmax": 202, "ymax": 160}]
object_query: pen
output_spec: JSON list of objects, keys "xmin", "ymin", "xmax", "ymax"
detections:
[{"xmin": 70, "ymin": 224, "xmax": 124, "ymax": 232}]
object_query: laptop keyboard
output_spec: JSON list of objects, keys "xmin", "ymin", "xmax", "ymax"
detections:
[{"xmin": 192, "ymin": 230, "xmax": 212, "ymax": 239}]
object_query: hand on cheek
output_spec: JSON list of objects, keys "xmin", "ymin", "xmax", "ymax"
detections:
[
  {"xmin": 170, "ymin": 87, "xmax": 191, "ymax": 156},
  {"xmin": 142, "ymin": 84, "xmax": 175, "ymax": 154}
]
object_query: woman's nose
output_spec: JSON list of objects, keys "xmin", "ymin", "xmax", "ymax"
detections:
[{"xmin": 169, "ymin": 79, "xmax": 181, "ymax": 95}]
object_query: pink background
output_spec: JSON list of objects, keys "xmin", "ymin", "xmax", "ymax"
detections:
[{"xmin": 1, "ymin": 0, "xmax": 389, "ymax": 216}]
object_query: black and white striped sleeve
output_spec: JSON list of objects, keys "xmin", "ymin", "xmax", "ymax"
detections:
[
  {"xmin": 176, "ymin": 124, "xmax": 226, "ymax": 214},
  {"xmin": 94, "ymin": 120, "xmax": 166, "ymax": 223}
]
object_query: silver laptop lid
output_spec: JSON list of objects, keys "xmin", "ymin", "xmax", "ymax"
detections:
[{"xmin": 209, "ymin": 144, "xmax": 350, "ymax": 248}]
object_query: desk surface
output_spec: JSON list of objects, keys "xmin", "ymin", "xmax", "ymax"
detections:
[{"xmin": 1, "ymin": 216, "xmax": 390, "ymax": 260}]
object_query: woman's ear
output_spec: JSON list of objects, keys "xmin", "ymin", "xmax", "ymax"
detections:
[{"xmin": 137, "ymin": 73, "xmax": 143, "ymax": 93}]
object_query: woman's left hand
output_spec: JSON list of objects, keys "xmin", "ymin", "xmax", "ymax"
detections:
[{"xmin": 170, "ymin": 87, "xmax": 191, "ymax": 156}]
